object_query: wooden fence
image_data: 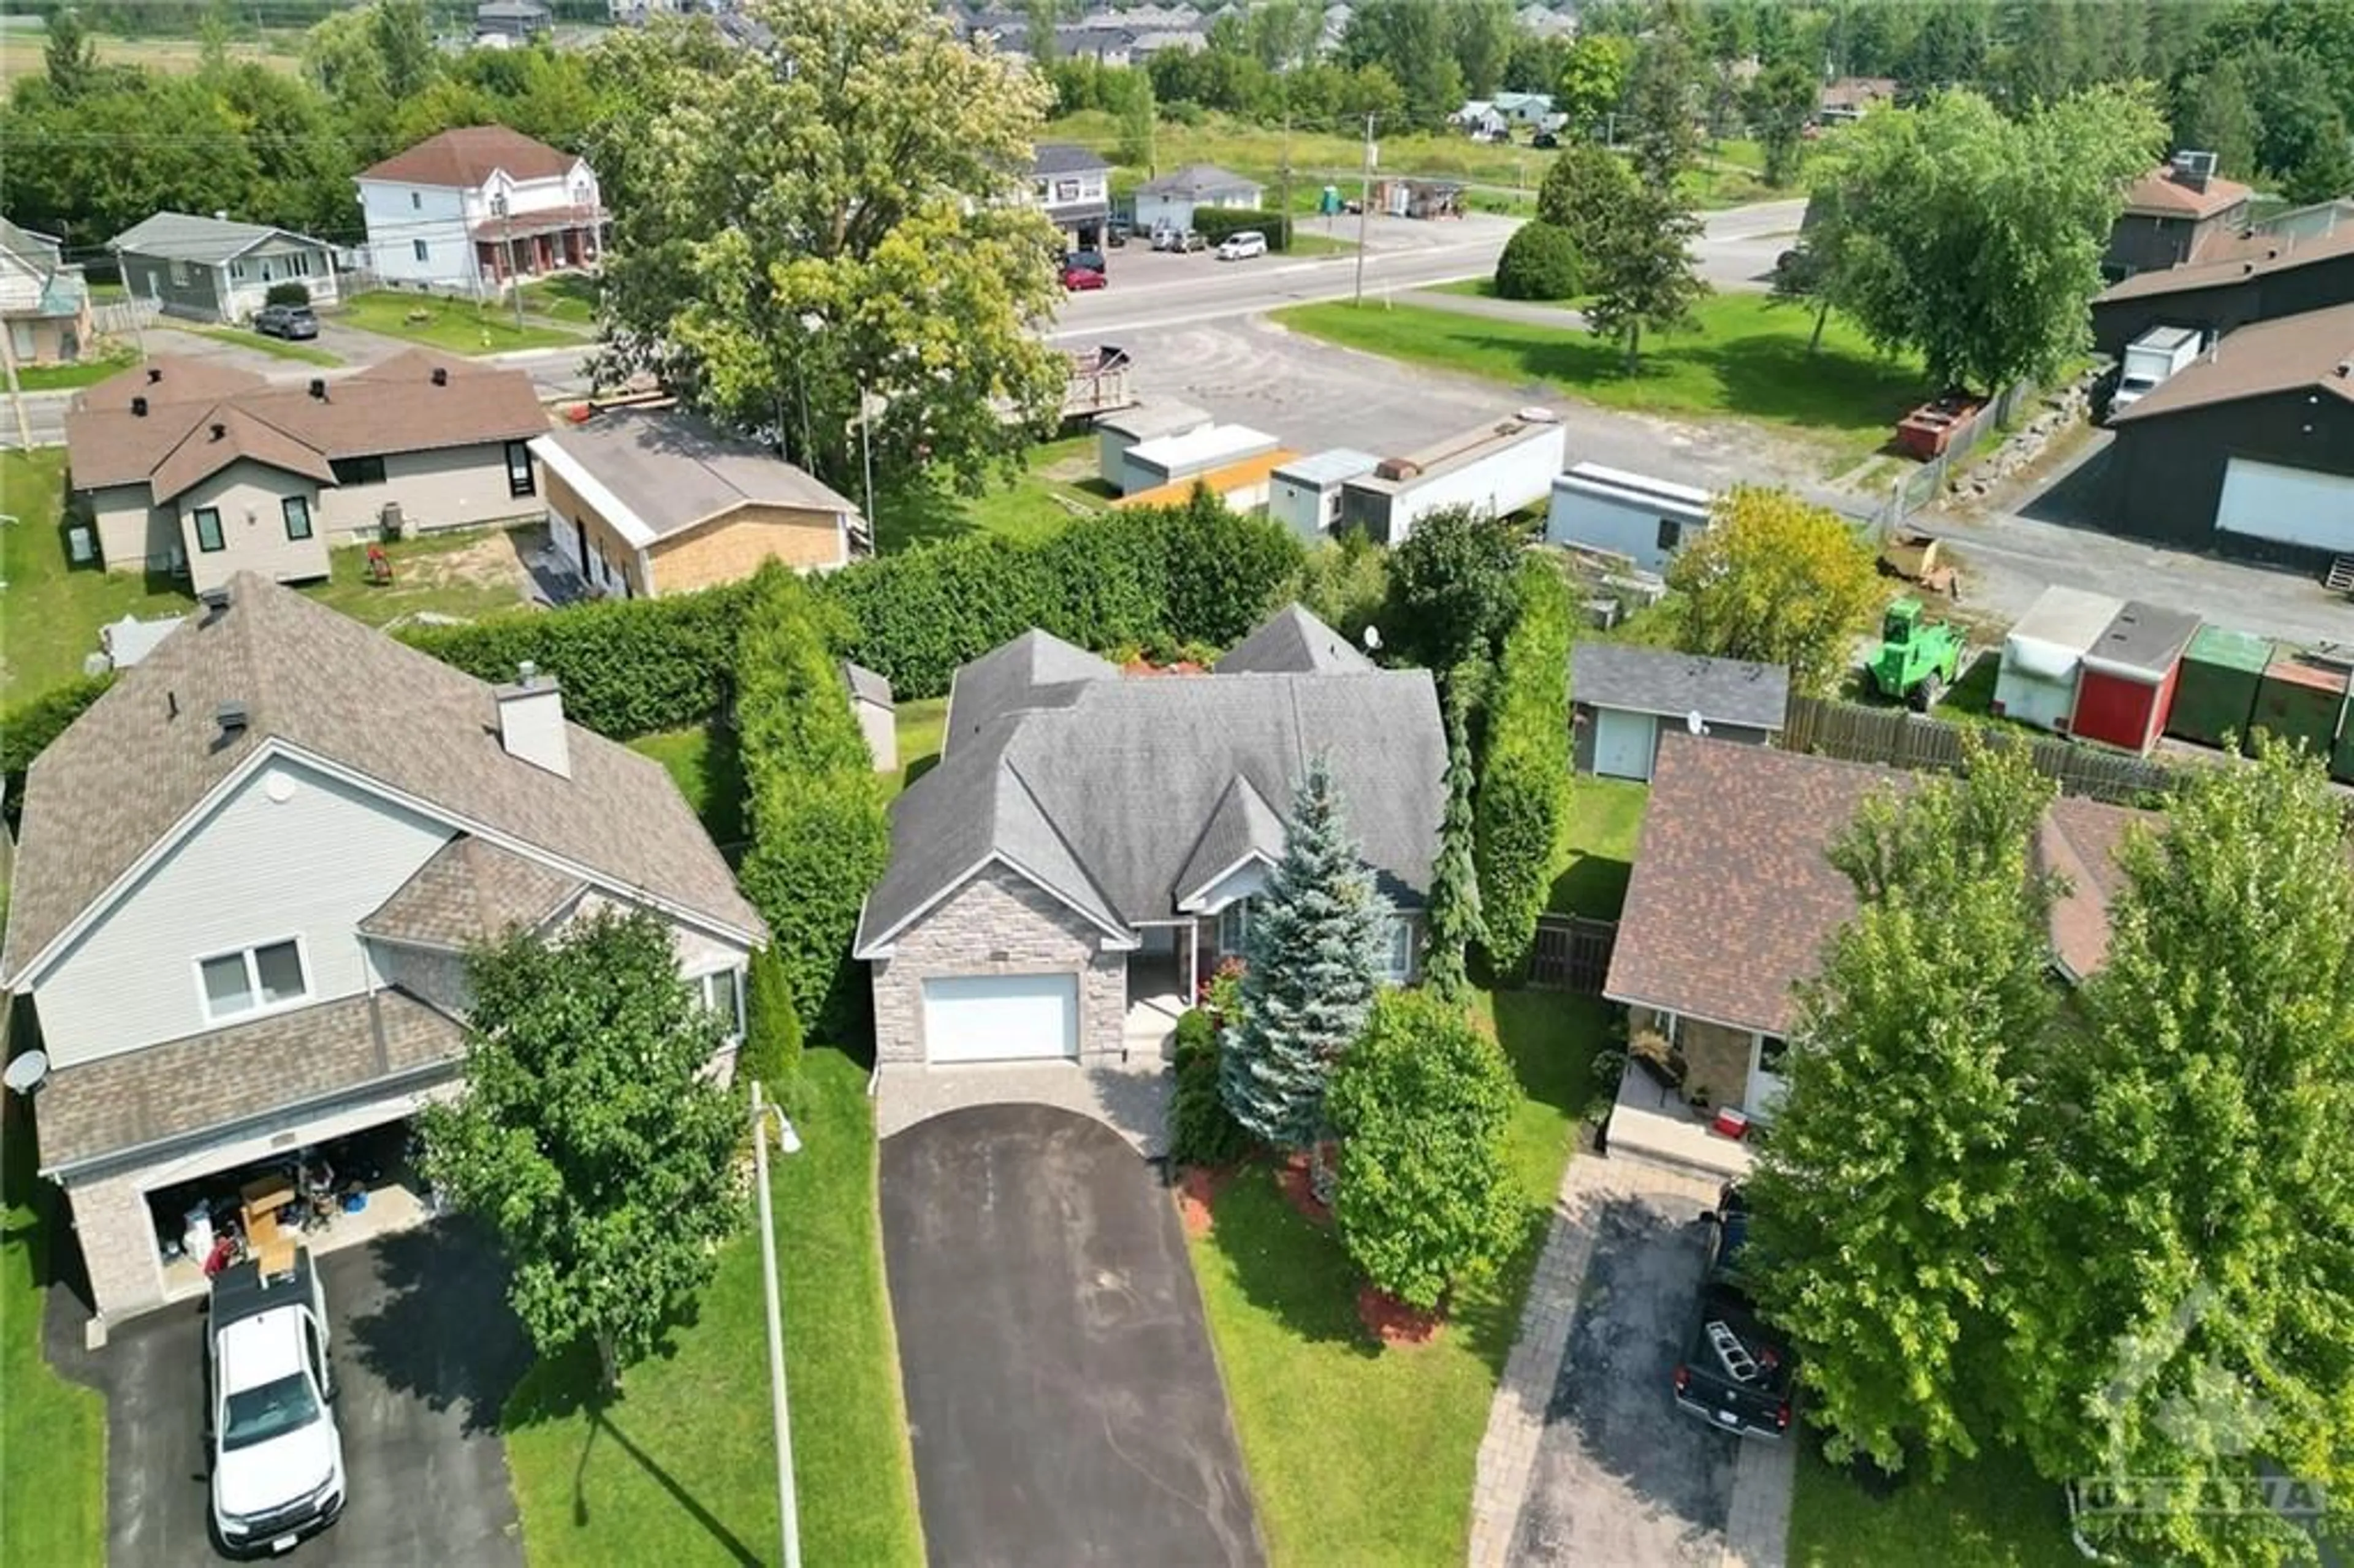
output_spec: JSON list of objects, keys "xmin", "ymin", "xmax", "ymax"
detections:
[
  {"xmin": 1779, "ymin": 694, "xmax": 2178, "ymax": 804},
  {"xmin": 1528, "ymin": 915, "xmax": 1618, "ymax": 994}
]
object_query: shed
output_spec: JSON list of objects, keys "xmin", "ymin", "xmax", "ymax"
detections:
[
  {"xmin": 1993, "ymin": 586, "xmax": 2125, "ymax": 733},
  {"xmin": 1338, "ymin": 415, "xmax": 1566, "ymax": 546},
  {"xmin": 2070, "ymin": 601, "xmax": 2201, "ymax": 756},
  {"xmin": 1120, "ymin": 424, "xmax": 1279, "ymax": 497},
  {"xmin": 2165, "ymin": 625, "xmax": 2272, "ymax": 751},
  {"xmin": 843, "ymin": 660, "xmax": 897, "ymax": 774},
  {"xmin": 1570, "ymin": 643, "xmax": 1790, "ymax": 782},
  {"xmin": 1094, "ymin": 402, "xmax": 1211, "ymax": 489},
  {"xmin": 1270, "ymin": 448, "xmax": 1381, "ymax": 538},
  {"xmin": 1546, "ymin": 463, "xmax": 1715, "ymax": 573},
  {"xmin": 2251, "ymin": 649, "xmax": 2350, "ymax": 755}
]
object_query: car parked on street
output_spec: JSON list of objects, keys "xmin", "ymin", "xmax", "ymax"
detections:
[
  {"xmin": 1216, "ymin": 230, "xmax": 1268, "ymax": 262},
  {"xmin": 1152, "ymin": 227, "xmax": 1208, "ymax": 253},
  {"xmin": 1067, "ymin": 248, "xmax": 1108, "ymax": 275},
  {"xmin": 207, "ymin": 1248, "xmax": 346, "ymax": 1556},
  {"xmin": 1062, "ymin": 264, "xmax": 1108, "ymax": 292},
  {"xmin": 1670, "ymin": 1184, "xmax": 1796, "ymax": 1441},
  {"xmin": 251, "ymin": 303, "xmax": 320, "ymax": 341}
]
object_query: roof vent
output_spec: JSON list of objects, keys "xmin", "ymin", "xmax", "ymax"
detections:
[
  {"xmin": 2339, "ymin": 360, "xmax": 2353, "ymax": 379},
  {"xmin": 210, "ymin": 422, "xmax": 227, "ymax": 441},
  {"xmin": 147, "ymin": 366, "xmax": 163, "ymax": 384},
  {"xmin": 431, "ymin": 366, "xmax": 449, "ymax": 387},
  {"xmin": 215, "ymin": 699, "xmax": 249, "ymax": 738},
  {"xmin": 131, "ymin": 395, "xmax": 148, "ymax": 417},
  {"xmin": 308, "ymin": 378, "xmax": 327, "ymax": 400},
  {"xmin": 197, "ymin": 585, "xmax": 231, "ymax": 623}
]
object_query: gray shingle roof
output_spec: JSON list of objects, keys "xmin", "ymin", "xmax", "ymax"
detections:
[
  {"xmin": 1135, "ymin": 164, "xmax": 1261, "ymax": 199},
  {"xmin": 536, "ymin": 407, "xmax": 859, "ymax": 539},
  {"xmin": 109, "ymin": 211, "xmax": 331, "ymax": 266},
  {"xmin": 1, "ymin": 574, "xmax": 763, "ymax": 985},
  {"xmin": 859, "ymin": 607, "xmax": 1444, "ymax": 953},
  {"xmin": 1571, "ymin": 642, "xmax": 1790, "ymax": 732},
  {"xmin": 843, "ymin": 660, "xmax": 894, "ymax": 709},
  {"xmin": 359, "ymin": 834, "xmax": 584, "ymax": 951},
  {"xmin": 1172, "ymin": 774, "xmax": 1286, "ymax": 902},
  {"xmin": 1033, "ymin": 142, "xmax": 1111, "ymax": 177},
  {"xmin": 1214, "ymin": 603, "xmax": 1376, "ymax": 675}
]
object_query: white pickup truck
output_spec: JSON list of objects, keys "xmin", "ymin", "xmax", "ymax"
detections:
[{"xmin": 207, "ymin": 1249, "xmax": 347, "ymax": 1556}]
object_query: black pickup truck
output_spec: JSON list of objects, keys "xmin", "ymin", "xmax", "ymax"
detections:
[{"xmin": 1671, "ymin": 1184, "xmax": 1796, "ymax": 1440}]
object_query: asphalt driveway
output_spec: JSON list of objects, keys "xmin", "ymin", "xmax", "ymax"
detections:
[
  {"xmin": 880, "ymin": 1103, "xmax": 1263, "ymax": 1568},
  {"xmin": 1508, "ymin": 1182, "xmax": 1762, "ymax": 1566},
  {"xmin": 56, "ymin": 1220, "xmax": 528, "ymax": 1566}
]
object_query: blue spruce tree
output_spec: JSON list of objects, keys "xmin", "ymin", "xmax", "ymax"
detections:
[{"xmin": 1220, "ymin": 756, "xmax": 1393, "ymax": 1192}]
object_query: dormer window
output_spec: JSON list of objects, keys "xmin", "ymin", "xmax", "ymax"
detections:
[
  {"xmin": 573, "ymin": 178, "xmax": 591, "ymax": 206},
  {"xmin": 490, "ymin": 192, "xmax": 510, "ymax": 218}
]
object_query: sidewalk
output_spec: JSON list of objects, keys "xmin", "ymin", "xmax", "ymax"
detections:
[{"xmin": 1395, "ymin": 287, "xmax": 1590, "ymax": 331}]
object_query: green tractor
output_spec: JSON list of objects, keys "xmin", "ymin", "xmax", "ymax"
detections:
[{"xmin": 1868, "ymin": 597, "xmax": 1965, "ymax": 712}]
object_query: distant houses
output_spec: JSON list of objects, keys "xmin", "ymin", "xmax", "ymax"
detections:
[{"xmin": 109, "ymin": 212, "xmax": 340, "ymax": 326}]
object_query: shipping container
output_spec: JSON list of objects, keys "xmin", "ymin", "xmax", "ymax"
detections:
[
  {"xmin": 1093, "ymin": 402, "xmax": 1211, "ymax": 492},
  {"xmin": 1545, "ymin": 463, "xmax": 1715, "ymax": 573},
  {"xmin": 1269, "ymin": 447, "xmax": 1381, "ymax": 538},
  {"xmin": 1337, "ymin": 414, "xmax": 1567, "ymax": 545},
  {"xmin": 1993, "ymin": 585, "xmax": 2125, "ymax": 733},
  {"xmin": 2251, "ymin": 650, "xmax": 2352, "ymax": 756},
  {"xmin": 2070, "ymin": 601, "xmax": 2201, "ymax": 755},
  {"xmin": 2165, "ymin": 625, "xmax": 2271, "ymax": 751}
]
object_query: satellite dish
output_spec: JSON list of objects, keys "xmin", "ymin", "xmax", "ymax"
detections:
[
  {"xmin": 1686, "ymin": 710, "xmax": 1707, "ymax": 736},
  {"xmin": 3, "ymin": 1050, "xmax": 50, "ymax": 1095},
  {"xmin": 1362, "ymin": 625, "xmax": 1382, "ymax": 652}
]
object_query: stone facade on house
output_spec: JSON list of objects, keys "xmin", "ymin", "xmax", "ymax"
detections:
[{"xmin": 869, "ymin": 867, "xmax": 1128, "ymax": 1065}]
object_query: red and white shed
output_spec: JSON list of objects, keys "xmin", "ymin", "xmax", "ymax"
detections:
[{"xmin": 2071, "ymin": 601, "xmax": 2202, "ymax": 755}]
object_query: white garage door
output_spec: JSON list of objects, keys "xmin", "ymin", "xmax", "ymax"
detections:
[
  {"xmin": 2215, "ymin": 458, "xmax": 2354, "ymax": 553},
  {"xmin": 1592, "ymin": 707, "xmax": 1660, "ymax": 781},
  {"xmin": 922, "ymin": 975, "xmax": 1079, "ymax": 1064}
]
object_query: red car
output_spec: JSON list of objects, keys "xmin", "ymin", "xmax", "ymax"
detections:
[{"xmin": 1062, "ymin": 265, "xmax": 1107, "ymax": 291}]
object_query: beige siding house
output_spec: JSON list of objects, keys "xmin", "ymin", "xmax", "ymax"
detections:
[
  {"xmin": 530, "ymin": 406, "xmax": 866, "ymax": 598},
  {"xmin": 1, "ymin": 218, "xmax": 94, "ymax": 366},
  {"xmin": 0, "ymin": 575, "xmax": 764, "ymax": 1328},
  {"xmin": 63, "ymin": 352, "xmax": 549, "ymax": 593}
]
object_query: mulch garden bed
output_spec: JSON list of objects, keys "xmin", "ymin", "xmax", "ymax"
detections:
[
  {"xmin": 1356, "ymin": 1285, "xmax": 1446, "ymax": 1347},
  {"xmin": 1174, "ymin": 1163, "xmax": 1235, "ymax": 1238}
]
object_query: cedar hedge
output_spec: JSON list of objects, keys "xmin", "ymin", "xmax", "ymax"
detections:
[
  {"xmin": 734, "ymin": 945, "xmax": 805, "ymax": 1109},
  {"xmin": 1493, "ymin": 220, "xmax": 1584, "ymax": 302},
  {"xmin": 1189, "ymin": 207, "xmax": 1294, "ymax": 251},
  {"xmin": 1473, "ymin": 559, "xmax": 1573, "ymax": 982},
  {"xmin": 2, "ymin": 673, "xmax": 113, "ymax": 831}
]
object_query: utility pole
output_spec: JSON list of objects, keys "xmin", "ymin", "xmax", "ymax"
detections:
[
  {"xmin": 750, "ymin": 1081, "xmax": 805, "ymax": 1568},
  {"xmin": 1352, "ymin": 113, "xmax": 1376, "ymax": 306},
  {"xmin": 506, "ymin": 235, "xmax": 526, "ymax": 333},
  {"xmin": 1278, "ymin": 96, "xmax": 1292, "ymax": 236}
]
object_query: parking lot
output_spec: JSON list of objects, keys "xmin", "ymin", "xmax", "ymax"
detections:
[{"xmin": 59, "ymin": 1222, "xmax": 527, "ymax": 1567}]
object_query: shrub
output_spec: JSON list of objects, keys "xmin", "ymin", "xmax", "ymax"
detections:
[
  {"xmin": 2, "ymin": 673, "xmax": 113, "ymax": 830},
  {"xmin": 734, "ymin": 946, "xmax": 804, "ymax": 1107},
  {"xmin": 1171, "ymin": 1008, "xmax": 1252, "ymax": 1168},
  {"xmin": 398, "ymin": 581, "xmax": 753, "ymax": 739},
  {"xmin": 1289, "ymin": 532, "xmax": 1390, "ymax": 651},
  {"xmin": 1329, "ymin": 990, "xmax": 1521, "ymax": 1312},
  {"xmin": 1384, "ymin": 503, "xmax": 1526, "ymax": 669},
  {"xmin": 1474, "ymin": 559, "xmax": 1574, "ymax": 980},
  {"xmin": 264, "ymin": 281, "xmax": 313, "ymax": 308},
  {"xmin": 1189, "ymin": 207, "xmax": 1294, "ymax": 251},
  {"xmin": 1493, "ymin": 219, "xmax": 1585, "ymax": 302}
]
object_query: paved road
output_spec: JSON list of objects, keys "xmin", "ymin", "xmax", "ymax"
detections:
[
  {"xmin": 53, "ymin": 1222, "xmax": 528, "ymax": 1567},
  {"xmin": 880, "ymin": 1103, "xmax": 1262, "ymax": 1568}
]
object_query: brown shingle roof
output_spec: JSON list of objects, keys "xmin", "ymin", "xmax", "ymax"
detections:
[
  {"xmin": 1605, "ymin": 736, "xmax": 1915, "ymax": 1036},
  {"xmin": 35, "ymin": 988, "xmax": 464, "ymax": 1173},
  {"xmin": 2122, "ymin": 166, "xmax": 2253, "ymax": 220},
  {"xmin": 2106, "ymin": 302, "xmax": 2354, "ymax": 424},
  {"xmin": 1, "ymin": 573, "xmax": 764, "ymax": 986},
  {"xmin": 359, "ymin": 834, "xmax": 584, "ymax": 951},
  {"xmin": 2097, "ymin": 221, "xmax": 2354, "ymax": 303},
  {"xmin": 74, "ymin": 356, "xmax": 267, "ymax": 413},
  {"xmin": 2035, "ymin": 796, "xmax": 2161, "ymax": 983},
  {"xmin": 359, "ymin": 125, "xmax": 581, "ymax": 188},
  {"xmin": 147, "ymin": 403, "xmax": 339, "ymax": 501}
]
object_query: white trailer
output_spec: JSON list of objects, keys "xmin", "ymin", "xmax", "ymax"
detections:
[
  {"xmin": 2109, "ymin": 325, "xmax": 2204, "ymax": 416},
  {"xmin": 1095, "ymin": 402, "xmax": 1211, "ymax": 490},
  {"xmin": 1121, "ymin": 424, "xmax": 1279, "ymax": 497},
  {"xmin": 1338, "ymin": 414, "xmax": 1566, "ymax": 545},
  {"xmin": 1546, "ymin": 463, "xmax": 1715, "ymax": 572},
  {"xmin": 1270, "ymin": 448, "xmax": 1381, "ymax": 539},
  {"xmin": 1993, "ymin": 585, "xmax": 2125, "ymax": 733}
]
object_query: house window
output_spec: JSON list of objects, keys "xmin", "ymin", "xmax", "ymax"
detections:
[
  {"xmin": 490, "ymin": 192, "xmax": 509, "ymax": 218},
  {"xmin": 413, "ymin": 239, "xmax": 430, "ymax": 263},
  {"xmin": 285, "ymin": 251, "xmax": 310, "ymax": 279},
  {"xmin": 230, "ymin": 261, "xmax": 249, "ymax": 282},
  {"xmin": 1656, "ymin": 516, "xmax": 1682, "ymax": 553},
  {"xmin": 1054, "ymin": 178, "xmax": 1081, "ymax": 203},
  {"xmin": 505, "ymin": 440, "xmax": 535, "ymax": 498},
  {"xmin": 410, "ymin": 190, "xmax": 422, "ymax": 210},
  {"xmin": 1217, "ymin": 897, "xmax": 1251, "ymax": 956},
  {"xmin": 169, "ymin": 259, "xmax": 189, "ymax": 287},
  {"xmin": 573, "ymin": 178, "xmax": 591, "ymax": 205},
  {"xmin": 192, "ymin": 507, "xmax": 225, "ymax": 553},
  {"xmin": 1382, "ymin": 918, "xmax": 1413, "ymax": 982},
  {"xmin": 198, "ymin": 938, "xmax": 310, "ymax": 1021},
  {"xmin": 1758, "ymin": 1034, "xmax": 1788, "ymax": 1076},
  {"xmin": 281, "ymin": 495, "xmax": 313, "ymax": 541},
  {"xmin": 701, "ymin": 969, "xmax": 744, "ymax": 1038},
  {"xmin": 331, "ymin": 455, "xmax": 386, "ymax": 486}
]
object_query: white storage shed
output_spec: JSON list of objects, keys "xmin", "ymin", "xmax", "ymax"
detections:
[
  {"xmin": 1547, "ymin": 463, "xmax": 1715, "ymax": 572},
  {"xmin": 1337, "ymin": 414, "xmax": 1566, "ymax": 545},
  {"xmin": 1094, "ymin": 402, "xmax": 1211, "ymax": 490},
  {"xmin": 1993, "ymin": 585, "xmax": 2127, "ymax": 733},
  {"xmin": 1270, "ymin": 448, "xmax": 1381, "ymax": 539},
  {"xmin": 1120, "ymin": 424, "xmax": 1280, "ymax": 497}
]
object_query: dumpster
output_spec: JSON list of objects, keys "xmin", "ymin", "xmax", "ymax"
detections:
[
  {"xmin": 2251, "ymin": 649, "xmax": 2351, "ymax": 756},
  {"xmin": 2165, "ymin": 625, "xmax": 2270, "ymax": 752}
]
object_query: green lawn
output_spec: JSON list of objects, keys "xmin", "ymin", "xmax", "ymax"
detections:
[
  {"xmin": 187, "ymin": 325, "xmax": 341, "ymax": 367},
  {"xmin": 11, "ymin": 347, "xmax": 138, "ymax": 392},
  {"xmin": 1273, "ymin": 293, "xmax": 1931, "ymax": 468},
  {"xmin": 889, "ymin": 696, "xmax": 947, "ymax": 800},
  {"xmin": 503, "ymin": 1048, "xmax": 924, "ymax": 1568},
  {"xmin": 516, "ymin": 275, "xmax": 601, "ymax": 326},
  {"xmin": 627, "ymin": 725, "xmax": 747, "ymax": 851},
  {"xmin": 337, "ymin": 292, "xmax": 589, "ymax": 356},
  {"xmin": 1788, "ymin": 1440, "xmax": 2082, "ymax": 1568},
  {"xmin": 1189, "ymin": 989, "xmax": 1611, "ymax": 1566},
  {"xmin": 2, "ymin": 1094, "xmax": 109, "ymax": 1568},
  {"xmin": 875, "ymin": 435, "xmax": 1111, "ymax": 552},
  {"xmin": 1547, "ymin": 776, "xmax": 1649, "ymax": 918}
]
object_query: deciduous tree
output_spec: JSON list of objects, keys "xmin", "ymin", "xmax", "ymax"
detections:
[
  {"xmin": 1664, "ymin": 485, "xmax": 1880, "ymax": 696},
  {"xmin": 1329, "ymin": 990, "xmax": 1520, "ymax": 1312},
  {"xmin": 420, "ymin": 910, "xmax": 744, "ymax": 1393},
  {"xmin": 1556, "ymin": 32, "xmax": 1634, "ymax": 139},
  {"xmin": 44, "ymin": 6, "xmax": 99, "ymax": 101},
  {"xmin": 1746, "ymin": 58, "xmax": 1820, "ymax": 186},
  {"xmin": 1384, "ymin": 503, "xmax": 1525, "ymax": 671},
  {"xmin": 1583, "ymin": 186, "xmax": 1709, "ymax": 373},
  {"xmin": 1747, "ymin": 744, "xmax": 2060, "ymax": 1475}
]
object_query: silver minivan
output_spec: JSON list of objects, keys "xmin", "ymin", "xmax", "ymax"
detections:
[{"xmin": 1216, "ymin": 230, "xmax": 1268, "ymax": 261}]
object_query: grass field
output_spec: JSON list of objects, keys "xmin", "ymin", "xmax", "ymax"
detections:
[
  {"xmin": 0, "ymin": 28, "xmax": 305, "ymax": 82},
  {"xmin": 1788, "ymin": 1441, "xmax": 2082, "ymax": 1568},
  {"xmin": 1548, "ymin": 775, "xmax": 1649, "ymax": 918},
  {"xmin": 1274, "ymin": 293, "xmax": 1930, "ymax": 468},
  {"xmin": 877, "ymin": 434, "xmax": 1113, "ymax": 551},
  {"xmin": 338, "ymin": 292, "xmax": 589, "ymax": 356},
  {"xmin": 10, "ymin": 346, "xmax": 139, "ymax": 392},
  {"xmin": 517, "ymin": 275, "xmax": 601, "ymax": 327},
  {"xmin": 501, "ymin": 1048, "xmax": 924, "ymax": 1568},
  {"xmin": 889, "ymin": 697, "xmax": 947, "ymax": 799},
  {"xmin": 1190, "ymin": 989, "xmax": 1611, "ymax": 1566}
]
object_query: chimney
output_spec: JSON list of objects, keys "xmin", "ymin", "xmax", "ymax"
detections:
[
  {"xmin": 431, "ymin": 366, "xmax": 449, "ymax": 387},
  {"xmin": 494, "ymin": 660, "xmax": 570, "ymax": 777},
  {"xmin": 308, "ymin": 378, "xmax": 327, "ymax": 400},
  {"xmin": 215, "ymin": 699, "xmax": 249, "ymax": 739},
  {"xmin": 131, "ymin": 395, "xmax": 148, "ymax": 417}
]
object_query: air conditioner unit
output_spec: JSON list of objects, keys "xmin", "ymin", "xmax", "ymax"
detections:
[{"xmin": 379, "ymin": 501, "xmax": 405, "ymax": 541}]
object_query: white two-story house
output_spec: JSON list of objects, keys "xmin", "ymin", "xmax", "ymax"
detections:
[
  {"xmin": 356, "ymin": 124, "xmax": 608, "ymax": 294},
  {"xmin": 1031, "ymin": 143, "xmax": 1113, "ymax": 252},
  {"xmin": 0, "ymin": 574, "xmax": 766, "ymax": 1329}
]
